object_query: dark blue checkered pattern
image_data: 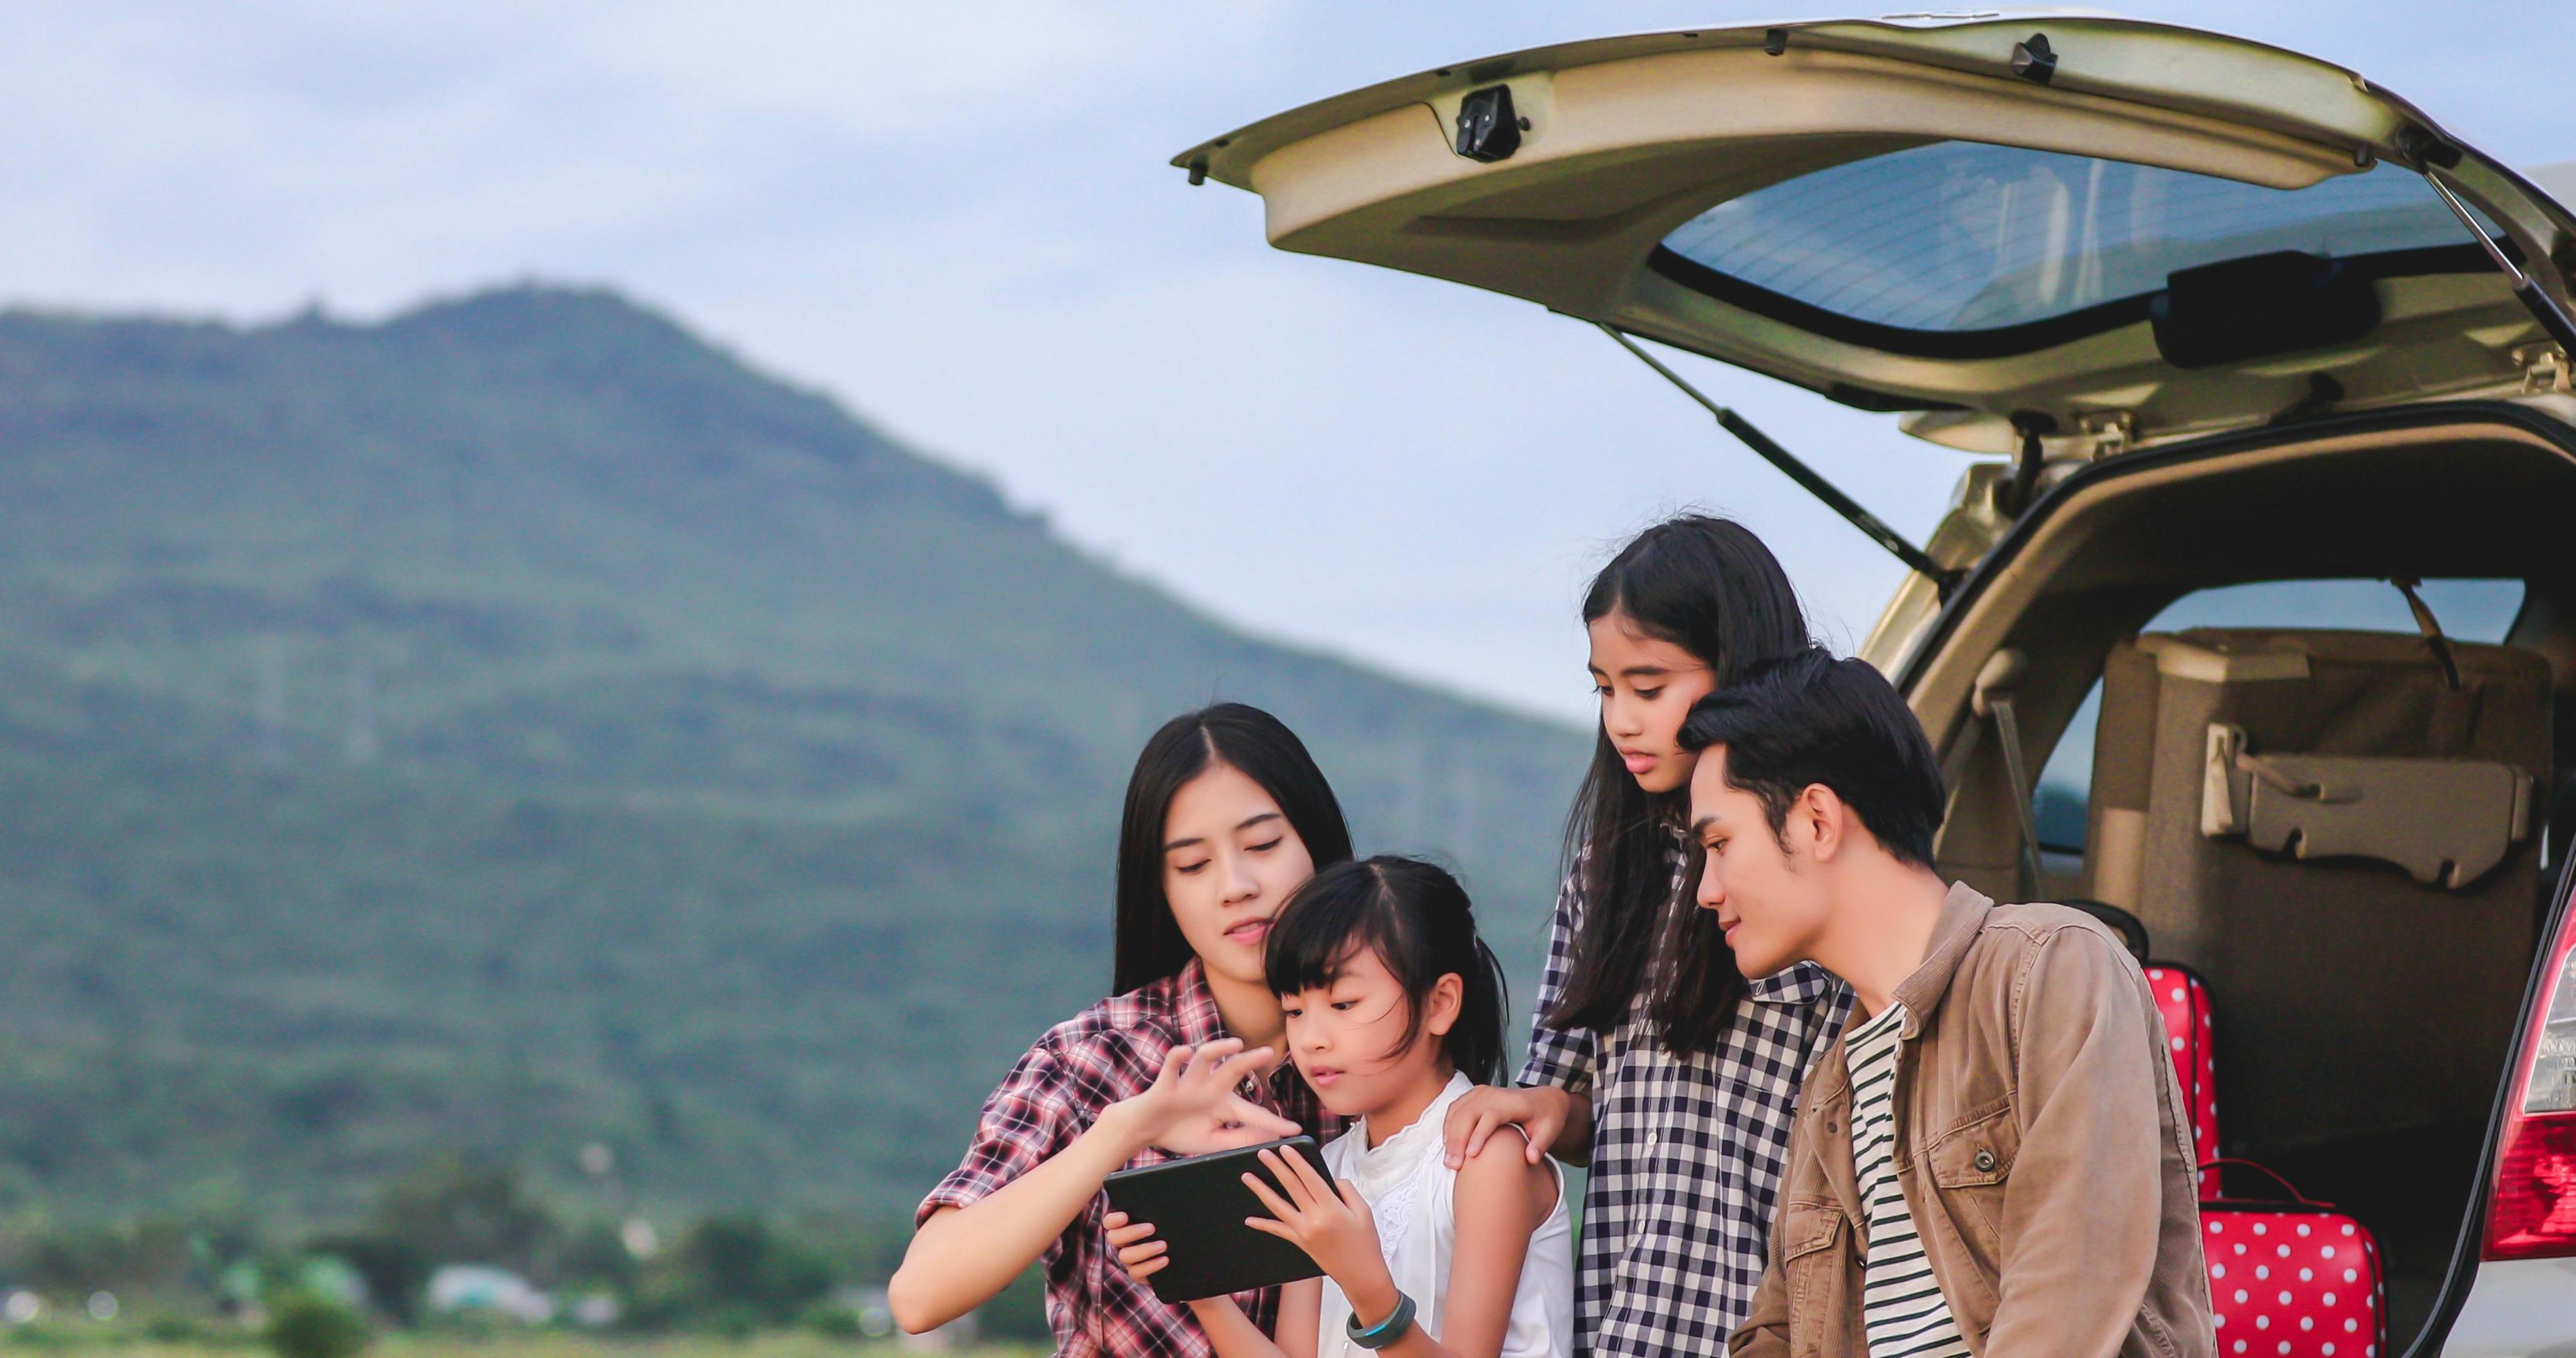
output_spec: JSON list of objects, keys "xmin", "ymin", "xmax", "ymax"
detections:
[{"xmin": 1519, "ymin": 845, "xmax": 1851, "ymax": 1357}]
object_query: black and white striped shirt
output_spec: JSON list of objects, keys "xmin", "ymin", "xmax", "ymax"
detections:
[
  {"xmin": 1520, "ymin": 843, "xmax": 1851, "ymax": 1356},
  {"xmin": 1847, "ymin": 1001, "xmax": 1972, "ymax": 1358}
]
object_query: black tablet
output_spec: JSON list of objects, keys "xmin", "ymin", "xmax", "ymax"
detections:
[{"xmin": 1102, "ymin": 1136, "xmax": 1333, "ymax": 1305}]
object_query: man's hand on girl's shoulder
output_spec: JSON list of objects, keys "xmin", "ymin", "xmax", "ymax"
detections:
[{"xmin": 1441, "ymin": 1083, "xmax": 1570, "ymax": 1169}]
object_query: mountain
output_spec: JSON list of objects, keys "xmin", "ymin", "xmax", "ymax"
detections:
[{"xmin": 0, "ymin": 286, "xmax": 1588, "ymax": 1235}]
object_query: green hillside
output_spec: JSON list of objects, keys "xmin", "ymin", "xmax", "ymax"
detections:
[{"xmin": 0, "ymin": 288, "xmax": 1588, "ymax": 1236}]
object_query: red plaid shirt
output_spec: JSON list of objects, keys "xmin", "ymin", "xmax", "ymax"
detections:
[{"xmin": 920, "ymin": 959, "xmax": 1341, "ymax": 1357}]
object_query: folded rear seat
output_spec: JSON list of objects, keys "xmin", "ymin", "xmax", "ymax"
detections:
[{"xmin": 2080, "ymin": 628, "xmax": 2550, "ymax": 1151}]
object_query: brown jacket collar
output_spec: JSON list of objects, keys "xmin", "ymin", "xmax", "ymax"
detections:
[
  {"xmin": 1890, "ymin": 881, "xmax": 1998, "ymax": 1039},
  {"xmin": 1793, "ymin": 881, "xmax": 1995, "ymax": 1111}
]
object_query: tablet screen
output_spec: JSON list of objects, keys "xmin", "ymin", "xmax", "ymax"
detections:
[{"xmin": 1102, "ymin": 1136, "xmax": 1333, "ymax": 1304}]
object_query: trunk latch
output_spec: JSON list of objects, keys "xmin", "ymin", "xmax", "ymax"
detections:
[
  {"xmin": 2079, "ymin": 410, "xmax": 2135, "ymax": 460},
  {"xmin": 2518, "ymin": 344, "xmax": 2572, "ymax": 395}
]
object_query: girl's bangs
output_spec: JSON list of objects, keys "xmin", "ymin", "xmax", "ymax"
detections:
[{"xmin": 1263, "ymin": 870, "xmax": 1398, "ymax": 996}]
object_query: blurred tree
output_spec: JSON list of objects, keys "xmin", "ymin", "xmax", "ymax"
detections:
[
  {"xmin": 303, "ymin": 1234, "xmax": 426, "ymax": 1323},
  {"xmin": 802, "ymin": 1299, "xmax": 861, "ymax": 1339},
  {"xmin": 640, "ymin": 1214, "xmax": 831, "ymax": 1328},
  {"xmin": 19, "ymin": 1219, "xmax": 192, "ymax": 1296},
  {"xmin": 265, "ymin": 1288, "xmax": 371, "ymax": 1358},
  {"xmin": 368, "ymin": 1156, "xmax": 559, "ymax": 1280},
  {"xmin": 552, "ymin": 1218, "xmax": 640, "ymax": 1296}
]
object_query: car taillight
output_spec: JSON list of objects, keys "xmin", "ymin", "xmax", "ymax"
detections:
[{"xmin": 2484, "ymin": 898, "xmax": 2576, "ymax": 1261}]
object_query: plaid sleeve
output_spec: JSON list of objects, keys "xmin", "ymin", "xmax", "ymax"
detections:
[
  {"xmin": 917, "ymin": 1037, "xmax": 1081, "ymax": 1226},
  {"xmin": 1517, "ymin": 867, "xmax": 1598, "ymax": 1094}
]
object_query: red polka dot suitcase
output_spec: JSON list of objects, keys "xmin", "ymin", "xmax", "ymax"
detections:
[
  {"xmin": 2200, "ymin": 1160, "xmax": 2386, "ymax": 1358},
  {"xmin": 2146, "ymin": 961, "xmax": 2220, "ymax": 1195}
]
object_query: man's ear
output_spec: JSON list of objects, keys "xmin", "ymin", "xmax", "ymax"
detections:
[
  {"xmin": 1424, "ymin": 973, "xmax": 1464, "ymax": 1038},
  {"xmin": 1800, "ymin": 784, "xmax": 1850, "ymax": 864}
]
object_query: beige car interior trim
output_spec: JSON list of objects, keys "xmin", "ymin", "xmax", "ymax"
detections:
[
  {"xmin": 1625, "ymin": 259, "xmax": 2535, "ymax": 457},
  {"xmin": 1904, "ymin": 418, "xmax": 2576, "ymax": 746},
  {"xmin": 1185, "ymin": 19, "xmax": 2411, "ymax": 193},
  {"xmin": 2138, "ymin": 633, "xmax": 2316, "ymax": 684},
  {"xmin": 1252, "ymin": 46, "xmax": 2349, "ymax": 280},
  {"xmin": 2087, "ymin": 807, "xmax": 2148, "ymax": 910},
  {"xmin": 1187, "ymin": 17, "xmax": 2575, "ymax": 451},
  {"xmin": 2206, "ymin": 734, "xmax": 2536, "ymax": 888},
  {"xmin": 1859, "ymin": 394, "xmax": 2576, "ymax": 676}
]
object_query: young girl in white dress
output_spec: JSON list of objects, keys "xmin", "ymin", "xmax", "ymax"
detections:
[{"xmin": 1109, "ymin": 856, "xmax": 1574, "ymax": 1358}]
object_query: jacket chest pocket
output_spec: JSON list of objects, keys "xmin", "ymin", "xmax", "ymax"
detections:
[
  {"xmin": 1782, "ymin": 1198, "xmax": 1846, "ymax": 1260},
  {"xmin": 1925, "ymin": 1097, "xmax": 2019, "ymax": 1257},
  {"xmin": 1778, "ymin": 1197, "xmax": 1855, "ymax": 1348},
  {"xmin": 1927, "ymin": 1097, "xmax": 2019, "ymax": 1185}
]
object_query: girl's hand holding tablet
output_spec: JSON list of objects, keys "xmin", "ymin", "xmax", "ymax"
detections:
[
  {"xmin": 1102, "ymin": 1038, "xmax": 1302, "ymax": 1157},
  {"xmin": 1100, "ymin": 1143, "xmax": 1366, "ymax": 1291},
  {"xmin": 1103, "ymin": 1210, "xmax": 1170, "ymax": 1283},
  {"xmin": 1107, "ymin": 1146, "xmax": 1391, "ymax": 1300},
  {"xmin": 1103, "ymin": 1145, "xmax": 1405, "ymax": 1344},
  {"xmin": 1102, "ymin": 1145, "xmax": 1398, "ymax": 1319},
  {"xmin": 1236, "ymin": 1146, "xmax": 1398, "ymax": 1320}
]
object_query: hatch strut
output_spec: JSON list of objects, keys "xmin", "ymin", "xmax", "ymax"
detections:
[
  {"xmin": 1600, "ymin": 325, "xmax": 1960, "ymax": 595},
  {"xmin": 2417, "ymin": 171, "xmax": 2576, "ymax": 356}
]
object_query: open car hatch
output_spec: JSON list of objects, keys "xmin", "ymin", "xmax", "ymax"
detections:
[{"xmin": 1173, "ymin": 16, "xmax": 2576, "ymax": 457}]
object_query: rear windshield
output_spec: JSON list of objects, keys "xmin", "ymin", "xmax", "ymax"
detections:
[{"xmin": 1655, "ymin": 141, "xmax": 2496, "ymax": 355}]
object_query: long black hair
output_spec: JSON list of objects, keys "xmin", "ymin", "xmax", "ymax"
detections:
[
  {"xmin": 1543, "ymin": 515, "xmax": 1811, "ymax": 1055},
  {"xmin": 1263, "ymin": 856, "xmax": 1510, "ymax": 1087},
  {"xmin": 1111, "ymin": 703, "xmax": 1356, "ymax": 996}
]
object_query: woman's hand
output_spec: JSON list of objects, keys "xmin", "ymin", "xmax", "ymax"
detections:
[
  {"xmin": 1238, "ymin": 1148, "xmax": 1396, "ymax": 1319},
  {"xmin": 1104, "ymin": 1040, "xmax": 1302, "ymax": 1157},
  {"xmin": 1104, "ymin": 1211, "xmax": 1168, "ymax": 1285},
  {"xmin": 1440, "ymin": 1083, "xmax": 1575, "ymax": 1169}
]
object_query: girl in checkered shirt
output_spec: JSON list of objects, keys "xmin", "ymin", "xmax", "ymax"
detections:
[
  {"xmin": 893, "ymin": 705, "xmax": 1357, "ymax": 1356},
  {"xmin": 1111, "ymin": 856, "xmax": 1575, "ymax": 1358},
  {"xmin": 1438, "ymin": 516, "xmax": 1854, "ymax": 1355}
]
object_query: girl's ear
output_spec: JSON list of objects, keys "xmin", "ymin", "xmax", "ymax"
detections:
[{"xmin": 1424, "ymin": 972, "xmax": 1465, "ymax": 1039}]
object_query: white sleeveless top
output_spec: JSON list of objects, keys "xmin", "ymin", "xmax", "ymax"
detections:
[{"xmin": 1314, "ymin": 1074, "xmax": 1575, "ymax": 1358}]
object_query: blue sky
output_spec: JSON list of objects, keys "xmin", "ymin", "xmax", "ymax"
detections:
[{"xmin": 5, "ymin": 2, "xmax": 2566, "ymax": 721}]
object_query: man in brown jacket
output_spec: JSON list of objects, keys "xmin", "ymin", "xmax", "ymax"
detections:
[{"xmin": 1684, "ymin": 649, "xmax": 2211, "ymax": 1358}]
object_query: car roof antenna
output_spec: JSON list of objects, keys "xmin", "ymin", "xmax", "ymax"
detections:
[{"xmin": 1600, "ymin": 324, "xmax": 1961, "ymax": 597}]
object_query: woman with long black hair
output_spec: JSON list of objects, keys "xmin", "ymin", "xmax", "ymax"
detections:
[
  {"xmin": 893, "ymin": 703, "xmax": 1354, "ymax": 1356},
  {"xmin": 1439, "ymin": 515, "xmax": 1853, "ymax": 1355}
]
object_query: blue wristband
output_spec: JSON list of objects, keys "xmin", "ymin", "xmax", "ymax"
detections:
[{"xmin": 1347, "ymin": 1291, "xmax": 1417, "ymax": 1350}]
